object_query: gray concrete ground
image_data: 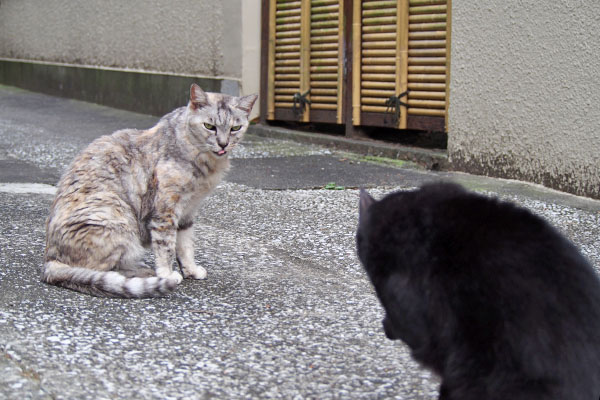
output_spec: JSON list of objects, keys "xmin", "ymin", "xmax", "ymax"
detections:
[{"xmin": 0, "ymin": 85, "xmax": 599, "ymax": 400}]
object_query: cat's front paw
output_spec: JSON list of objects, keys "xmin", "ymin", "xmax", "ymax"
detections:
[
  {"xmin": 182, "ymin": 265, "xmax": 207, "ymax": 280},
  {"xmin": 156, "ymin": 269, "xmax": 183, "ymax": 284}
]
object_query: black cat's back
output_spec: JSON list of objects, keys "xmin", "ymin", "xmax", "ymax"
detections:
[{"xmin": 357, "ymin": 182, "xmax": 600, "ymax": 400}]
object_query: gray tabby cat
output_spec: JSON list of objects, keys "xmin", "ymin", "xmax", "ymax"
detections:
[{"xmin": 42, "ymin": 84, "xmax": 257, "ymax": 298}]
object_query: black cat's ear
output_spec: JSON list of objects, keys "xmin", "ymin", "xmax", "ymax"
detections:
[
  {"xmin": 236, "ymin": 94, "xmax": 258, "ymax": 114},
  {"xmin": 190, "ymin": 83, "xmax": 209, "ymax": 109},
  {"xmin": 359, "ymin": 189, "xmax": 375, "ymax": 223}
]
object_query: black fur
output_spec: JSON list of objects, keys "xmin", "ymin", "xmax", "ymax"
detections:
[{"xmin": 356, "ymin": 182, "xmax": 600, "ymax": 400}]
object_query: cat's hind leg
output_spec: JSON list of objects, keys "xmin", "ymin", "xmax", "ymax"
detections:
[
  {"xmin": 176, "ymin": 225, "xmax": 207, "ymax": 279},
  {"xmin": 113, "ymin": 239, "xmax": 158, "ymax": 278},
  {"xmin": 117, "ymin": 259, "xmax": 157, "ymax": 278}
]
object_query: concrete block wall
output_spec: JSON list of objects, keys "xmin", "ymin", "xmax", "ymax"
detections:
[{"xmin": 0, "ymin": 0, "xmax": 261, "ymax": 118}]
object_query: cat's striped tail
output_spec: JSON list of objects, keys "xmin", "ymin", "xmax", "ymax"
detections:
[{"xmin": 41, "ymin": 260, "xmax": 178, "ymax": 298}]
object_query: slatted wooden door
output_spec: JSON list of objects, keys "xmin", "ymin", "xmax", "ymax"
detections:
[
  {"xmin": 310, "ymin": 0, "xmax": 345, "ymax": 123},
  {"xmin": 267, "ymin": 0, "xmax": 302, "ymax": 121},
  {"xmin": 407, "ymin": 0, "xmax": 450, "ymax": 131},
  {"xmin": 262, "ymin": 0, "xmax": 451, "ymax": 132},
  {"xmin": 353, "ymin": 0, "xmax": 451, "ymax": 131},
  {"xmin": 266, "ymin": 0, "xmax": 345, "ymax": 123}
]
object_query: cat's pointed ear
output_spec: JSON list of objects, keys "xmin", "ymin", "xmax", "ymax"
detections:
[
  {"xmin": 236, "ymin": 94, "xmax": 258, "ymax": 114},
  {"xmin": 359, "ymin": 189, "xmax": 375, "ymax": 222},
  {"xmin": 190, "ymin": 83, "xmax": 209, "ymax": 109}
]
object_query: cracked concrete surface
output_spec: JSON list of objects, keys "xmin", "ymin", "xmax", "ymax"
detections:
[{"xmin": 0, "ymin": 85, "xmax": 598, "ymax": 399}]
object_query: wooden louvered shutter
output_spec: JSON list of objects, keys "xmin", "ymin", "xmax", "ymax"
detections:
[
  {"xmin": 407, "ymin": 0, "xmax": 450, "ymax": 129},
  {"xmin": 352, "ymin": 0, "xmax": 450, "ymax": 131},
  {"xmin": 267, "ymin": 0, "xmax": 302, "ymax": 121},
  {"xmin": 309, "ymin": 0, "xmax": 344, "ymax": 123},
  {"xmin": 263, "ymin": 0, "xmax": 450, "ymax": 132},
  {"xmin": 267, "ymin": 0, "xmax": 344, "ymax": 123},
  {"xmin": 353, "ymin": 0, "xmax": 408, "ymax": 127}
]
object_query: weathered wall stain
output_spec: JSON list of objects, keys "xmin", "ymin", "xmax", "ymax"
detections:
[{"xmin": 448, "ymin": 1, "xmax": 600, "ymax": 199}]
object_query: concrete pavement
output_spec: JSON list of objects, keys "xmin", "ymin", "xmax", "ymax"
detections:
[{"xmin": 0, "ymin": 85, "xmax": 599, "ymax": 399}]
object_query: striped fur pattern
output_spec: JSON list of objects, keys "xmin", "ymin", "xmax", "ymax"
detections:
[{"xmin": 43, "ymin": 84, "xmax": 257, "ymax": 298}]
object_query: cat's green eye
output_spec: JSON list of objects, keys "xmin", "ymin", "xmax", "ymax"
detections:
[
  {"xmin": 203, "ymin": 123, "xmax": 216, "ymax": 131},
  {"xmin": 231, "ymin": 125, "xmax": 242, "ymax": 132}
]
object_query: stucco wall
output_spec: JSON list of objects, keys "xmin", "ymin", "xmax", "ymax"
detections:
[
  {"xmin": 0, "ymin": 1, "xmax": 227, "ymax": 75},
  {"xmin": 448, "ymin": 1, "xmax": 600, "ymax": 198}
]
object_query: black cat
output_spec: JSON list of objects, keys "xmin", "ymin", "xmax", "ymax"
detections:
[{"xmin": 356, "ymin": 182, "xmax": 600, "ymax": 400}]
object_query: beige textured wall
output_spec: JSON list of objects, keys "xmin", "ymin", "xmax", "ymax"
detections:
[
  {"xmin": 448, "ymin": 1, "xmax": 600, "ymax": 198},
  {"xmin": 0, "ymin": 1, "xmax": 226, "ymax": 75},
  {"xmin": 0, "ymin": 0, "xmax": 263, "ymax": 101}
]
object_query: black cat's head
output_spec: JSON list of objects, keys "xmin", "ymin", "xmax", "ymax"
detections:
[
  {"xmin": 356, "ymin": 189, "xmax": 375, "ymax": 267},
  {"xmin": 357, "ymin": 183, "xmax": 464, "ymax": 283},
  {"xmin": 356, "ymin": 189, "xmax": 407, "ymax": 284},
  {"xmin": 357, "ymin": 189, "xmax": 405, "ymax": 340},
  {"xmin": 356, "ymin": 188, "xmax": 433, "ymax": 345}
]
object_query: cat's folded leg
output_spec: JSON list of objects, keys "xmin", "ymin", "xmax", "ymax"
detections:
[
  {"xmin": 119, "ymin": 262, "xmax": 157, "ymax": 278},
  {"xmin": 176, "ymin": 226, "xmax": 207, "ymax": 280}
]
